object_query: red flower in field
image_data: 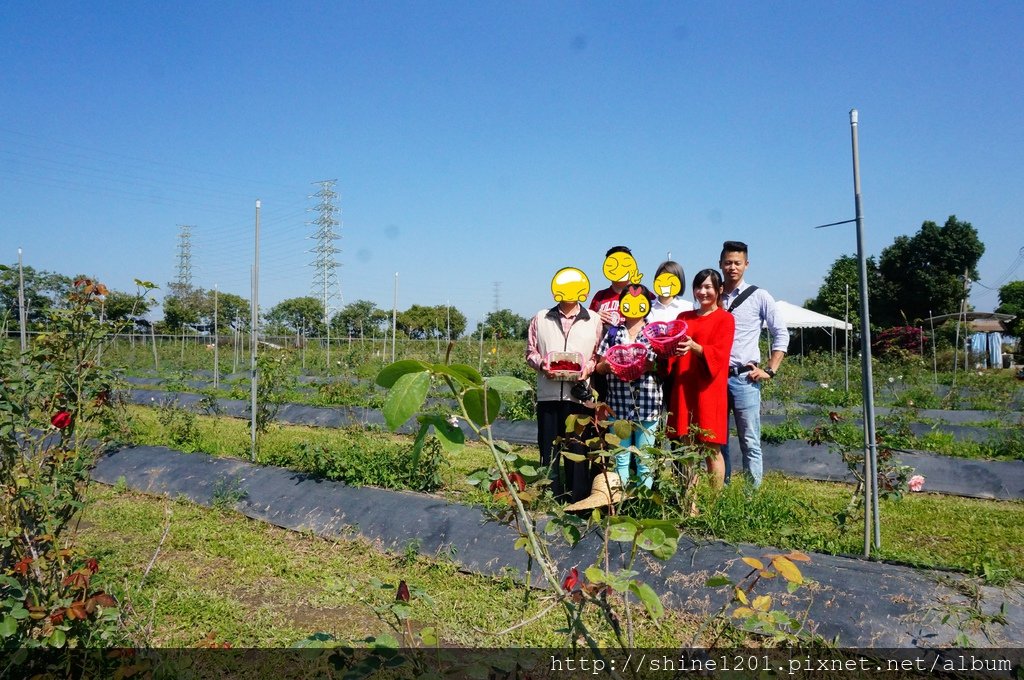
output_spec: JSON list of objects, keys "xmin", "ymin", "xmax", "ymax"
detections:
[
  {"xmin": 13, "ymin": 556, "xmax": 32, "ymax": 576},
  {"xmin": 85, "ymin": 557, "xmax": 99, "ymax": 574},
  {"xmin": 396, "ymin": 580, "xmax": 410, "ymax": 603},
  {"xmin": 562, "ymin": 567, "xmax": 580, "ymax": 592},
  {"xmin": 488, "ymin": 472, "xmax": 527, "ymax": 494},
  {"xmin": 51, "ymin": 411, "xmax": 72, "ymax": 429}
]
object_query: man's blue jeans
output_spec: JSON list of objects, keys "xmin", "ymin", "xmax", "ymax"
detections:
[{"xmin": 723, "ymin": 375, "xmax": 763, "ymax": 487}]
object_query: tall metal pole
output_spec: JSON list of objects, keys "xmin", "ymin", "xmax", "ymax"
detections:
[
  {"xmin": 391, "ymin": 272, "xmax": 398, "ymax": 363},
  {"xmin": 929, "ymin": 310, "xmax": 938, "ymax": 385},
  {"xmin": 213, "ymin": 284, "xmax": 220, "ymax": 390},
  {"xmin": 851, "ymin": 109, "xmax": 880, "ymax": 554},
  {"xmin": 844, "ymin": 284, "xmax": 850, "ymax": 392},
  {"xmin": 17, "ymin": 248, "xmax": 27, "ymax": 353},
  {"xmin": 250, "ymin": 200, "xmax": 261, "ymax": 461}
]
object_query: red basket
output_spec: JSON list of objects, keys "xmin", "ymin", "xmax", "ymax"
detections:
[
  {"xmin": 604, "ymin": 343, "xmax": 649, "ymax": 382},
  {"xmin": 544, "ymin": 350, "xmax": 583, "ymax": 381},
  {"xmin": 642, "ymin": 319, "xmax": 689, "ymax": 354}
]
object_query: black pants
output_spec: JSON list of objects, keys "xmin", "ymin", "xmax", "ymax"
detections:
[{"xmin": 537, "ymin": 400, "xmax": 595, "ymax": 503}]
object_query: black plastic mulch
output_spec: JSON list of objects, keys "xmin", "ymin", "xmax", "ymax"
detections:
[{"xmin": 91, "ymin": 445, "xmax": 1024, "ymax": 648}]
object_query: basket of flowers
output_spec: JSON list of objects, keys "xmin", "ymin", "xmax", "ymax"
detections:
[
  {"xmin": 642, "ymin": 319, "xmax": 689, "ymax": 354},
  {"xmin": 544, "ymin": 351, "xmax": 583, "ymax": 381},
  {"xmin": 604, "ymin": 343, "xmax": 649, "ymax": 382}
]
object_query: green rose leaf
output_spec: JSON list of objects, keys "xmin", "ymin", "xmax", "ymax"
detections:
[
  {"xmin": 629, "ymin": 581, "xmax": 664, "ymax": 621},
  {"xmin": 607, "ymin": 519, "xmax": 638, "ymax": 542},
  {"xmin": 637, "ymin": 527, "xmax": 667, "ymax": 552},
  {"xmin": 0, "ymin": 615, "xmax": 17, "ymax": 638},
  {"xmin": 48, "ymin": 628, "xmax": 66, "ymax": 648}
]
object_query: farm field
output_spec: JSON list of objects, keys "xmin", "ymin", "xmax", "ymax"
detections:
[{"xmin": 5, "ymin": 316, "xmax": 1024, "ymax": 670}]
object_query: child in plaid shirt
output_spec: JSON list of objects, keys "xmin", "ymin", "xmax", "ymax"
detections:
[{"xmin": 594, "ymin": 286, "xmax": 661, "ymax": 489}]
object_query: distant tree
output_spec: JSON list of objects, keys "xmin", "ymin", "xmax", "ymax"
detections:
[
  {"xmin": 806, "ymin": 254, "xmax": 883, "ymax": 331},
  {"xmin": 209, "ymin": 291, "xmax": 251, "ymax": 331},
  {"xmin": 266, "ymin": 297, "xmax": 325, "ymax": 335},
  {"xmin": 476, "ymin": 308, "xmax": 530, "ymax": 340},
  {"xmin": 876, "ymin": 215, "xmax": 984, "ymax": 326},
  {"xmin": 397, "ymin": 304, "xmax": 466, "ymax": 339},
  {"xmin": 162, "ymin": 292, "xmax": 203, "ymax": 332},
  {"xmin": 0, "ymin": 265, "xmax": 73, "ymax": 327},
  {"xmin": 103, "ymin": 289, "xmax": 154, "ymax": 323},
  {"xmin": 442, "ymin": 304, "xmax": 467, "ymax": 339},
  {"xmin": 996, "ymin": 280, "xmax": 1024, "ymax": 352},
  {"xmin": 331, "ymin": 300, "xmax": 389, "ymax": 337}
]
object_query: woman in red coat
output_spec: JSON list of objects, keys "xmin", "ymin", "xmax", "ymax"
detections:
[{"xmin": 664, "ymin": 268, "xmax": 735, "ymax": 487}]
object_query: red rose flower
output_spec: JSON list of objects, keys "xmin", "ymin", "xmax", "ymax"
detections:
[
  {"xmin": 562, "ymin": 567, "xmax": 580, "ymax": 592},
  {"xmin": 396, "ymin": 580, "xmax": 410, "ymax": 603},
  {"xmin": 489, "ymin": 472, "xmax": 527, "ymax": 494},
  {"xmin": 51, "ymin": 411, "xmax": 72, "ymax": 429}
]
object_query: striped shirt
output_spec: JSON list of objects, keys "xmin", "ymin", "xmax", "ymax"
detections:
[
  {"xmin": 598, "ymin": 324, "xmax": 662, "ymax": 422},
  {"xmin": 721, "ymin": 281, "xmax": 789, "ymax": 369}
]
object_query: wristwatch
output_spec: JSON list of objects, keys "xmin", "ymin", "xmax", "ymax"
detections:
[{"xmin": 763, "ymin": 367, "xmax": 776, "ymax": 378}]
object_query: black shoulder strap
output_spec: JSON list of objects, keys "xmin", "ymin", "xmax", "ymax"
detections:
[{"xmin": 727, "ymin": 285, "xmax": 759, "ymax": 313}]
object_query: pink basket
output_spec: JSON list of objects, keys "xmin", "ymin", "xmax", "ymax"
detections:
[
  {"xmin": 642, "ymin": 319, "xmax": 689, "ymax": 354},
  {"xmin": 605, "ymin": 343, "xmax": 648, "ymax": 382},
  {"xmin": 544, "ymin": 350, "xmax": 583, "ymax": 381}
]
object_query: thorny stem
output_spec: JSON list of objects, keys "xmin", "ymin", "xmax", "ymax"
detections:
[
  {"xmin": 443, "ymin": 375, "xmax": 611, "ymax": 669},
  {"xmin": 474, "ymin": 597, "xmax": 560, "ymax": 636}
]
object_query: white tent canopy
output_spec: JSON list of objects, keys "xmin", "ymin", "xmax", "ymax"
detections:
[{"xmin": 773, "ymin": 301, "xmax": 852, "ymax": 330}]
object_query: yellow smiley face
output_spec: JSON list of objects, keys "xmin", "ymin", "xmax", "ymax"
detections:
[
  {"xmin": 603, "ymin": 252, "xmax": 641, "ymax": 283},
  {"xmin": 618, "ymin": 286, "xmax": 650, "ymax": 320},
  {"xmin": 653, "ymin": 272, "xmax": 681, "ymax": 298},
  {"xmin": 551, "ymin": 267, "xmax": 590, "ymax": 303}
]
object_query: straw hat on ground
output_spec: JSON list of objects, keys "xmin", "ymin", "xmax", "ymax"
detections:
[{"xmin": 564, "ymin": 471, "xmax": 623, "ymax": 511}]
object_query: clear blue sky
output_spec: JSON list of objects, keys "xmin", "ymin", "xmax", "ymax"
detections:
[{"xmin": 3, "ymin": 1, "xmax": 1022, "ymax": 331}]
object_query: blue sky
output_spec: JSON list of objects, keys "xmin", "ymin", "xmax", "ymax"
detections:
[{"xmin": 2, "ymin": 1, "xmax": 1022, "ymax": 331}]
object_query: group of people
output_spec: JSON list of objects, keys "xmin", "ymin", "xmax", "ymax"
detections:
[{"xmin": 525, "ymin": 241, "xmax": 790, "ymax": 506}]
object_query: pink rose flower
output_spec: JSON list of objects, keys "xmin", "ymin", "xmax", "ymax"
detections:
[{"xmin": 908, "ymin": 475, "xmax": 925, "ymax": 492}]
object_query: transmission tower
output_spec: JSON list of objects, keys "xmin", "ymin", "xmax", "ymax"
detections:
[
  {"xmin": 308, "ymin": 180, "xmax": 343, "ymax": 325},
  {"xmin": 492, "ymin": 281, "xmax": 502, "ymax": 312},
  {"xmin": 173, "ymin": 225, "xmax": 194, "ymax": 296}
]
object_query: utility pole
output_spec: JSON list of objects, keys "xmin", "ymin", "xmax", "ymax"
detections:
[
  {"xmin": 850, "ymin": 109, "xmax": 880, "ymax": 554},
  {"xmin": 213, "ymin": 284, "xmax": 219, "ymax": 390},
  {"xmin": 17, "ymin": 248, "xmax": 27, "ymax": 353},
  {"xmin": 308, "ymin": 179, "xmax": 342, "ymax": 368},
  {"xmin": 392, "ymin": 272, "xmax": 398, "ymax": 363},
  {"xmin": 250, "ymin": 201, "xmax": 260, "ymax": 462},
  {"xmin": 952, "ymin": 268, "xmax": 970, "ymax": 380}
]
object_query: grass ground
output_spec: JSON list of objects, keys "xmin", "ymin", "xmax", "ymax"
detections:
[
  {"xmin": 78, "ymin": 485, "xmax": 706, "ymax": 648},
  {"xmin": 101, "ymin": 405, "xmax": 1024, "ymax": 582}
]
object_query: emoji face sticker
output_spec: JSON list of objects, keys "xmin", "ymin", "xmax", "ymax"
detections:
[
  {"xmin": 603, "ymin": 251, "xmax": 643, "ymax": 285},
  {"xmin": 551, "ymin": 267, "xmax": 590, "ymax": 303},
  {"xmin": 618, "ymin": 286, "xmax": 650, "ymax": 320},
  {"xmin": 653, "ymin": 271, "xmax": 682, "ymax": 298}
]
